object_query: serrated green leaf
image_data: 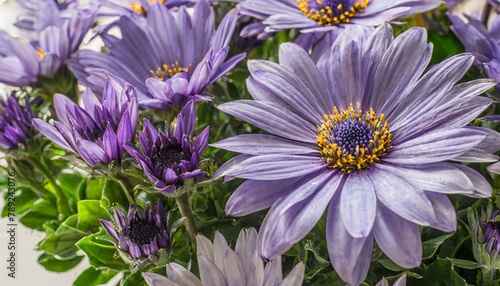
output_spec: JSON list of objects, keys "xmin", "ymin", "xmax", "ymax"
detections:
[
  {"xmin": 38, "ymin": 253, "xmax": 84, "ymax": 272},
  {"xmin": 72, "ymin": 267, "xmax": 117, "ymax": 286},
  {"xmin": 121, "ymin": 271, "xmax": 147, "ymax": 286},
  {"xmin": 76, "ymin": 229, "xmax": 129, "ymax": 271},
  {"xmin": 422, "ymin": 233, "xmax": 454, "ymax": 259},
  {"xmin": 447, "ymin": 258, "xmax": 481, "ymax": 269},
  {"xmin": 413, "ymin": 258, "xmax": 467, "ymax": 286},
  {"xmin": 101, "ymin": 179, "xmax": 128, "ymax": 209},
  {"xmin": 38, "ymin": 214, "xmax": 86, "ymax": 257}
]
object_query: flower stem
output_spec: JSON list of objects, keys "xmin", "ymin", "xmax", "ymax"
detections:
[
  {"xmin": 27, "ymin": 157, "xmax": 71, "ymax": 218},
  {"xmin": 482, "ymin": 267, "xmax": 497, "ymax": 286},
  {"xmin": 176, "ymin": 192, "xmax": 198, "ymax": 238},
  {"xmin": 116, "ymin": 174, "xmax": 136, "ymax": 205}
]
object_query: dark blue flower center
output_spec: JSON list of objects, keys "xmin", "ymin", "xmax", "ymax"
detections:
[
  {"xmin": 297, "ymin": 0, "xmax": 369, "ymax": 26},
  {"xmin": 128, "ymin": 219, "xmax": 161, "ymax": 245},
  {"xmin": 331, "ymin": 120, "xmax": 374, "ymax": 155},
  {"xmin": 157, "ymin": 146, "xmax": 185, "ymax": 169},
  {"xmin": 317, "ymin": 103, "xmax": 392, "ymax": 173}
]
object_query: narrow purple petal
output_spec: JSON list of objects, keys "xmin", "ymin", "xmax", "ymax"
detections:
[{"xmin": 340, "ymin": 173, "xmax": 377, "ymax": 238}]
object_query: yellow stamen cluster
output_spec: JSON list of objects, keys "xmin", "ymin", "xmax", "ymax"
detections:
[
  {"xmin": 36, "ymin": 47, "xmax": 45, "ymax": 61},
  {"xmin": 296, "ymin": 0, "xmax": 369, "ymax": 26},
  {"xmin": 129, "ymin": 0, "xmax": 165, "ymax": 14},
  {"xmin": 150, "ymin": 62, "xmax": 192, "ymax": 81},
  {"xmin": 317, "ymin": 102, "xmax": 392, "ymax": 173}
]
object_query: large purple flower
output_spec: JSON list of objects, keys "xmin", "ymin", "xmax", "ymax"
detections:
[
  {"xmin": 100, "ymin": 201, "xmax": 170, "ymax": 259},
  {"xmin": 32, "ymin": 76, "xmax": 138, "ymax": 166},
  {"xmin": 142, "ymin": 228, "xmax": 305, "ymax": 286},
  {"xmin": 0, "ymin": 92, "xmax": 35, "ymax": 150},
  {"xmin": 0, "ymin": 0, "xmax": 97, "ymax": 86},
  {"xmin": 212, "ymin": 24, "xmax": 500, "ymax": 285},
  {"xmin": 69, "ymin": 0, "xmax": 245, "ymax": 110},
  {"xmin": 237, "ymin": 0, "xmax": 441, "ymax": 36},
  {"xmin": 124, "ymin": 101, "xmax": 209, "ymax": 195}
]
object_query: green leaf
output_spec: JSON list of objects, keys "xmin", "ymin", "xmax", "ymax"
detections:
[
  {"xmin": 83, "ymin": 177, "xmax": 106, "ymax": 201},
  {"xmin": 38, "ymin": 253, "xmax": 84, "ymax": 272},
  {"xmin": 38, "ymin": 214, "xmax": 86, "ymax": 257},
  {"xmin": 58, "ymin": 172, "xmax": 86, "ymax": 202},
  {"xmin": 32, "ymin": 199, "xmax": 59, "ymax": 218},
  {"xmin": 121, "ymin": 272, "xmax": 147, "ymax": 286},
  {"xmin": 77, "ymin": 200, "xmax": 110, "ymax": 231},
  {"xmin": 101, "ymin": 179, "xmax": 128, "ymax": 209},
  {"xmin": 413, "ymin": 258, "xmax": 467, "ymax": 286},
  {"xmin": 447, "ymin": 258, "xmax": 481, "ymax": 269},
  {"xmin": 76, "ymin": 229, "xmax": 129, "ymax": 271},
  {"xmin": 422, "ymin": 233, "xmax": 454, "ymax": 259},
  {"xmin": 73, "ymin": 267, "xmax": 117, "ymax": 286},
  {"xmin": 1, "ymin": 187, "xmax": 38, "ymax": 217}
]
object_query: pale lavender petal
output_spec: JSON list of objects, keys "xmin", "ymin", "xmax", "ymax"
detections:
[
  {"xmin": 373, "ymin": 204, "xmax": 422, "ymax": 269},
  {"xmin": 142, "ymin": 273, "xmax": 179, "ymax": 286},
  {"xmin": 279, "ymin": 262, "xmax": 305, "ymax": 286},
  {"xmin": 340, "ymin": 173, "xmax": 377, "ymax": 238},
  {"xmin": 425, "ymin": 192, "xmax": 457, "ymax": 232},
  {"xmin": 327, "ymin": 193, "xmax": 373, "ymax": 286},
  {"xmin": 166, "ymin": 263, "xmax": 202, "ymax": 286},
  {"xmin": 258, "ymin": 171, "xmax": 342, "ymax": 259},
  {"xmin": 369, "ymin": 165, "xmax": 436, "ymax": 226}
]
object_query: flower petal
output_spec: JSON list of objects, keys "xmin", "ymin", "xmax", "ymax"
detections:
[
  {"xmin": 373, "ymin": 203, "xmax": 422, "ymax": 269},
  {"xmin": 340, "ymin": 173, "xmax": 377, "ymax": 238}
]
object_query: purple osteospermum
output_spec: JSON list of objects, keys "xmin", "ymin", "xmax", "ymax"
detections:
[
  {"xmin": 237, "ymin": 0, "xmax": 441, "ymax": 36},
  {"xmin": 100, "ymin": 201, "xmax": 170, "ymax": 259},
  {"xmin": 449, "ymin": 7, "xmax": 500, "ymax": 87},
  {"xmin": 0, "ymin": 1, "xmax": 97, "ymax": 86},
  {"xmin": 124, "ymin": 101, "xmax": 209, "ymax": 195},
  {"xmin": 0, "ymin": 92, "xmax": 35, "ymax": 149},
  {"xmin": 69, "ymin": 0, "xmax": 245, "ymax": 110},
  {"xmin": 142, "ymin": 227, "xmax": 305, "ymax": 286},
  {"xmin": 213, "ymin": 24, "xmax": 500, "ymax": 285},
  {"xmin": 32, "ymin": 76, "xmax": 138, "ymax": 166}
]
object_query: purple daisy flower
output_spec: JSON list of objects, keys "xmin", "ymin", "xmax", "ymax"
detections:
[
  {"xmin": 32, "ymin": 76, "xmax": 138, "ymax": 166},
  {"xmin": 0, "ymin": 92, "xmax": 35, "ymax": 150},
  {"xmin": 124, "ymin": 101, "xmax": 209, "ymax": 195},
  {"xmin": 142, "ymin": 227, "xmax": 305, "ymax": 286},
  {"xmin": 449, "ymin": 7, "xmax": 500, "ymax": 88},
  {"xmin": 100, "ymin": 200, "xmax": 170, "ymax": 259},
  {"xmin": 212, "ymin": 24, "xmax": 500, "ymax": 285},
  {"xmin": 237, "ymin": 0, "xmax": 441, "ymax": 36},
  {"xmin": 0, "ymin": 1, "xmax": 97, "ymax": 86},
  {"xmin": 69, "ymin": 0, "xmax": 245, "ymax": 110}
]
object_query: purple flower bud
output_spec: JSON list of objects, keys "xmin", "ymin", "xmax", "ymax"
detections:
[{"xmin": 0, "ymin": 92, "xmax": 35, "ymax": 150}]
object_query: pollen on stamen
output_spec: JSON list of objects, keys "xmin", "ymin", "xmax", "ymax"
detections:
[
  {"xmin": 316, "ymin": 102, "xmax": 392, "ymax": 173},
  {"xmin": 150, "ymin": 62, "xmax": 192, "ymax": 81},
  {"xmin": 296, "ymin": 0, "xmax": 369, "ymax": 26},
  {"xmin": 36, "ymin": 47, "xmax": 45, "ymax": 61}
]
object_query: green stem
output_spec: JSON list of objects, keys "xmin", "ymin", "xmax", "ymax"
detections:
[
  {"xmin": 26, "ymin": 157, "xmax": 71, "ymax": 218},
  {"xmin": 115, "ymin": 174, "xmax": 136, "ymax": 205},
  {"xmin": 482, "ymin": 267, "xmax": 497, "ymax": 286},
  {"xmin": 176, "ymin": 192, "xmax": 198, "ymax": 238}
]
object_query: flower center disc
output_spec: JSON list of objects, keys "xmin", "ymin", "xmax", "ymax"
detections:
[
  {"xmin": 317, "ymin": 102, "xmax": 391, "ymax": 173},
  {"xmin": 157, "ymin": 146, "xmax": 185, "ymax": 169},
  {"xmin": 296, "ymin": 0, "xmax": 369, "ymax": 26},
  {"xmin": 150, "ymin": 61, "xmax": 192, "ymax": 81},
  {"xmin": 128, "ymin": 220, "xmax": 161, "ymax": 244}
]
